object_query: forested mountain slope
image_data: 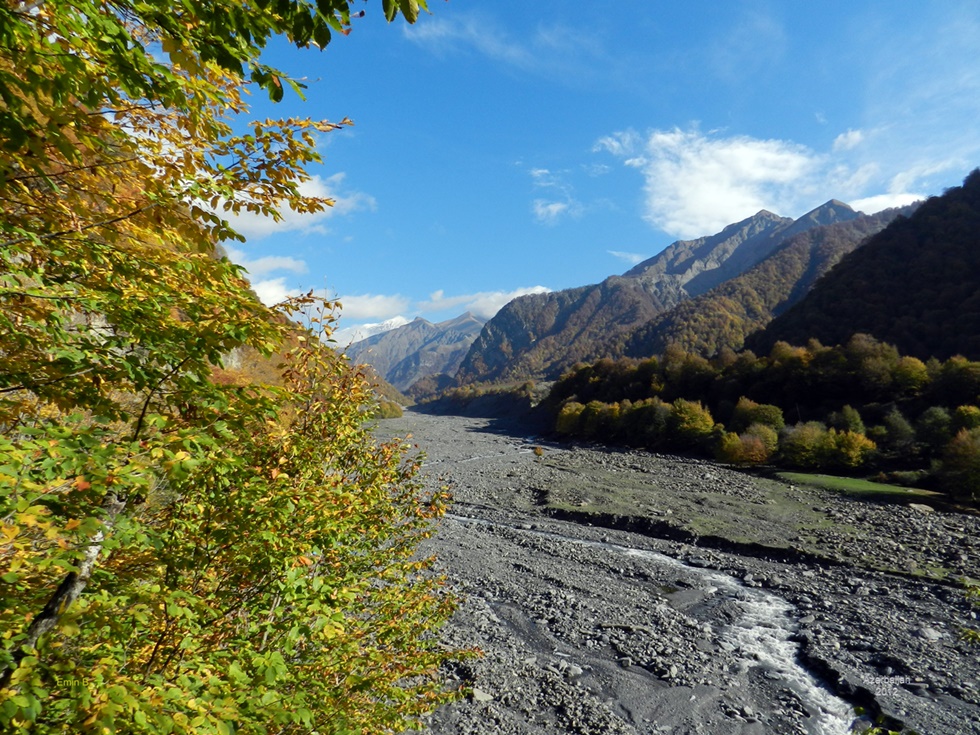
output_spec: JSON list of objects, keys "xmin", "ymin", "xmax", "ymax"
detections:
[{"xmin": 748, "ymin": 170, "xmax": 980, "ymax": 361}]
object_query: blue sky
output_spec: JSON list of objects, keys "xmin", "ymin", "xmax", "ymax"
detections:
[{"xmin": 225, "ymin": 1, "xmax": 980, "ymax": 344}]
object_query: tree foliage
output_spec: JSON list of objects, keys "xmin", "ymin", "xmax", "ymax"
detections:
[
  {"xmin": 544, "ymin": 334, "xmax": 980, "ymax": 489},
  {"xmin": 1, "ymin": 2, "xmax": 458, "ymax": 732},
  {"xmin": 729, "ymin": 397, "xmax": 785, "ymax": 433},
  {"xmin": 940, "ymin": 428, "xmax": 980, "ymax": 502}
]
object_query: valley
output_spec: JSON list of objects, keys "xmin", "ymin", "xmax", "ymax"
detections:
[{"xmin": 379, "ymin": 411, "xmax": 980, "ymax": 735}]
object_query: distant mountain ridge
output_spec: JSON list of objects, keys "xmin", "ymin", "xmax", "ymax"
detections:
[
  {"xmin": 342, "ymin": 316, "xmax": 411, "ymax": 344},
  {"xmin": 345, "ymin": 312, "xmax": 486, "ymax": 391},
  {"xmin": 454, "ymin": 200, "xmax": 860, "ymax": 385}
]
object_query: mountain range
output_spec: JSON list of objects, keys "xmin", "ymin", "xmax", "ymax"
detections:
[
  {"xmin": 345, "ymin": 312, "xmax": 485, "ymax": 391},
  {"xmin": 453, "ymin": 200, "xmax": 864, "ymax": 385},
  {"xmin": 347, "ymin": 173, "xmax": 980, "ymax": 397},
  {"xmin": 623, "ymin": 203, "xmax": 917, "ymax": 358}
]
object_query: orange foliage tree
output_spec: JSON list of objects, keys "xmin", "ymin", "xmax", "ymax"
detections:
[{"xmin": 1, "ymin": 1, "xmax": 462, "ymax": 732}]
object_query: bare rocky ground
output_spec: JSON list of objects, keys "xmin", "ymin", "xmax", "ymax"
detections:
[{"xmin": 376, "ymin": 411, "xmax": 980, "ymax": 735}]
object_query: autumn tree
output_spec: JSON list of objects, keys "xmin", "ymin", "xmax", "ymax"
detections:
[
  {"xmin": 729, "ymin": 396, "xmax": 785, "ymax": 433},
  {"xmin": 716, "ymin": 424, "xmax": 776, "ymax": 465},
  {"xmin": 778, "ymin": 422, "xmax": 829, "ymax": 469},
  {"xmin": 939, "ymin": 428, "xmax": 980, "ymax": 502},
  {"xmin": 0, "ymin": 2, "xmax": 460, "ymax": 733},
  {"xmin": 828, "ymin": 405, "xmax": 865, "ymax": 435},
  {"xmin": 556, "ymin": 401, "xmax": 587, "ymax": 435},
  {"xmin": 668, "ymin": 398, "xmax": 717, "ymax": 449}
]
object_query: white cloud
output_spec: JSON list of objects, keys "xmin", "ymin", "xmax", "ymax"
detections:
[
  {"xmin": 584, "ymin": 163, "xmax": 611, "ymax": 177},
  {"xmin": 608, "ymin": 250, "xmax": 647, "ymax": 266},
  {"xmin": 224, "ymin": 246, "xmax": 307, "ymax": 277},
  {"xmin": 417, "ymin": 286, "xmax": 551, "ymax": 319},
  {"xmin": 832, "ymin": 129, "xmax": 865, "ymax": 152},
  {"xmin": 596, "ymin": 126, "xmax": 939, "ymax": 238},
  {"xmin": 887, "ymin": 159, "xmax": 960, "ymax": 198},
  {"xmin": 251, "ymin": 277, "xmax": 299, "ymax": 307},
  {"xmin": 404, "ymin": 15, "xmax": 534, "ymax": 68},
  {"xmin": 403, "ymin": 12, "xmax": 616, "ymax": 89},
  {"xmin": 225, "ymin": 173, "xmax": 375, "ymax": 241},
  {"xmin": 850, "ymin": 192, "xmax": 923, "ymax": 214},
  {"xmin": 336, "ymin": 293, "xmax": 412, "ymax": 320},
  {"xmin": 224, "ymin": 246, "xmax": 309, "ymax": 306},
  {"xmin": 593, "ymin": 131, "xmax": 640, "ymax": 157},
  {"xmin": 528, "ymin": 167, "xmax": 581, "ymax": 224},
  {"xmin": 606, "ymin": 127, "xmax": 821, "ymax": 237},
  {"xmin": 532, "ymin": 199, "xmax": 571, "ymax": 224}
]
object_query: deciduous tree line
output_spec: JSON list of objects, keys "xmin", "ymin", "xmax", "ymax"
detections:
[{"xmin": 547, "ymin": 335, "xmax": 980, "ymax": 501}]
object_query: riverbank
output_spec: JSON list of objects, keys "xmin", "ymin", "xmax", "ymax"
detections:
[{"xmin": 377, "ymin": 411, "xmax": 980, "ymax": 734}]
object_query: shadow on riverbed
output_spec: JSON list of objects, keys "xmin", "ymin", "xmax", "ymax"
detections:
[{"xmin": 409, "ymin": 400, "xmax": 552, "ymax": 436}]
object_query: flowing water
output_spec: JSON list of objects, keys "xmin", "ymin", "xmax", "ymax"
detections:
[
  {"xmin": 452, "ymin": 513, "xmax": 857, "ymax": 734},
  {"xmin": 622, "ymin": 546, "xmax": 856, "ymax": 735}
]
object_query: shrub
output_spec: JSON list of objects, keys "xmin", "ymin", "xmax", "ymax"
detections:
[
  {"xmin": 778, "ymin": 422, "xmax": 829, "ymax": 469},
  {"xmin": 730, "ymin": 396, "xmax": 785, "ymax": 433},
  {"xmin": 916, "ymin": 406, "xmax": 953, "ymax": 450},
  {"xmin": 375, "ymin": 398, "xmax": 404, "ymax": 418},
  {"xmin": 619, "ymin": 397, "xmax": 673, "ymax": 448},
  {"xmin": 716, "ymin": 429, "xmax": 772, "ymax": 465},
  {"xmin": 953, "ymin": 405, "xmax": 980, "ymax": 432},
  {"xmin": 823, "ymin": 429, "xmax": 877, "ymax": 469},
  {"xmin": 744, "ymin": 423, "xmax": 779, "ymax": 455},
  {"xmin": 882, "ymin": 407, "xmax": 915, "ymax": 448},
  {"xmin": 828, "ymin": 404, "xmax": 865, "ymax": 435},
  {"xmin": 717, "ymin": 432, "xmax": 745, "ymax": 464},
  {"xmin": 556, "ymin": 401, "xmax": 586, "ymax": 435},
  {"xmin": 668, "ymin": 398, "xmax": 717, "ymax": 448},
  {"xmin": 894, "ymin": 355, "xmax": 930, "ymax": 395}
]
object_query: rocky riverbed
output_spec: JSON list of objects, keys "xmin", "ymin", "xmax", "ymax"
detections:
[{"xmin": 378, "ymin": 411, "xmax": 980, "ymax": 735}]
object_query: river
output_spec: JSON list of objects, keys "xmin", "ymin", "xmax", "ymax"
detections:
[{"xmin": 377, "ymin": 410, "xmax": 980, "ymax": 735}]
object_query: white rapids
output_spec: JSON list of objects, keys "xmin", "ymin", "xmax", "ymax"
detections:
[{"xmin": 452, "ymin": 513, "xmax": 859, "ymax": 735}]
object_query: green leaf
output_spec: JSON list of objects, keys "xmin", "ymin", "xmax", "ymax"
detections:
[
  {"xmin": 398, "ymin": 0, "xmax": 420, "ymax": 23},
  {"xmin": 312, "ymin": 20, "xmax": 331, "ymax": 50},
  {"xmin": 382, "ymin": 0, "xmax": 398, "ymax": 23}
]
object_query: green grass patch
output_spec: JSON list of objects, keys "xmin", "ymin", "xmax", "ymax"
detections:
[{"xmin": 777, "ymin": 472, "xmax": 937, "ymax": 502}]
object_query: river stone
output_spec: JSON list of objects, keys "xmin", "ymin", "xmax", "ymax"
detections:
[{"xmin": 471, "ymin": 688, "xmax": 494, "ymax": 703}]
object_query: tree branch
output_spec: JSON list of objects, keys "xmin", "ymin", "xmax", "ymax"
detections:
[
  {"xmin": 0, "ymin": 493, "xmax": 126, "ymax": 689},
  {"xmin": 0, "ymin": 202, "xmax": 160, "ymax": 250}
]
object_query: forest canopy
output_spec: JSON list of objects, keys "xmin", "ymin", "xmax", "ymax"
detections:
[{"xmin": 546, "ymin": 336, "xmax": 980, "ymax": 502}]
